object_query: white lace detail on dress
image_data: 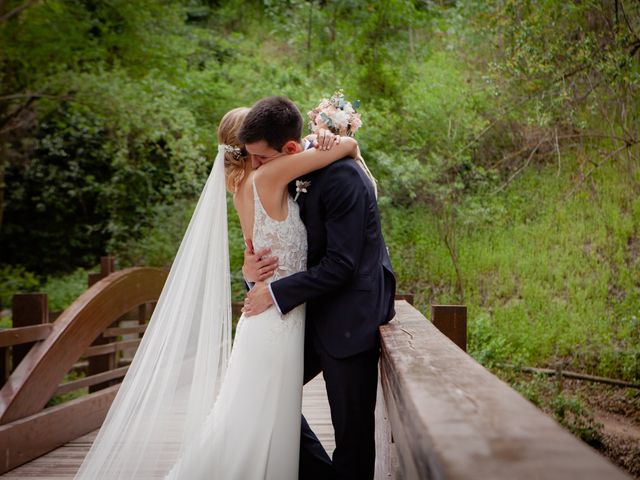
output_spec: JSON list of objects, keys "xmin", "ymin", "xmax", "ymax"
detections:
[
  {"xmin": 252, "ymin": 175, "xmax": 307, "ymax": 284},
  {"xmin": 252, "ymin": 175, "xmax": 307, "ymax": 334}
]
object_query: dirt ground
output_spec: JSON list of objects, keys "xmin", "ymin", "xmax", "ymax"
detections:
[
  {"xmin": 551, "ymin": 380, "xmax": 640, "ymax": 478},
  {"xmin": 494, "ymin": 368, "xmax": 640, "ymax": 478}
]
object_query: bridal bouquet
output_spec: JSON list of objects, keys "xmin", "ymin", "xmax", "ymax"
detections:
[
  {"xmin": 307, "ymin": 91, "xmax": 362, "ymax": 137},
  {"xmin": 308, "ymin": 90, "xmax": 378, "ymax": 199}
]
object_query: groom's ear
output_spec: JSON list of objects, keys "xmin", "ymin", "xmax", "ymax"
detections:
[{"xmin": 282, "ymin": 140, "xmax": 301, "ymax": 155}]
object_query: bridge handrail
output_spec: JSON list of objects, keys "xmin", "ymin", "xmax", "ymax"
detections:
[
  {"xmin": 377, "ymin": 301, "xmax": 630, "ymax": 479},
  {"xmin": 0, "ymin": 266, "xmax": 167, "ymax": 424},
  {"xmin": 0, "ymin": 325, "xmax": 53, "ymax": 348}
]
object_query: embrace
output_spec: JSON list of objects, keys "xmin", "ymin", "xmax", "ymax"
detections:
[{"xmin": 74, "ymin": 96, "xmax": 396, "ymax": 480}]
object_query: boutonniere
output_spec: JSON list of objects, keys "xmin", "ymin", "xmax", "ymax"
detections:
[{"xmin": 294, "ymin": 180, "xmax": 311, "ymax": 201}]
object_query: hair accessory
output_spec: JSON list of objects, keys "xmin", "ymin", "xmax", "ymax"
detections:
[{"xmin": 220, "ymin": 144, "xmax": 244, "ymax": 160}]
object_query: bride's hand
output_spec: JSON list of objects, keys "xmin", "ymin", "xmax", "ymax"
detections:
[
  {"xmin": 242, "ymin": 281, "xmax": 273, "ymax": 317},
  {"xmin": 312, "ymin": 128, "xmax": 341, "ymax": 151}
]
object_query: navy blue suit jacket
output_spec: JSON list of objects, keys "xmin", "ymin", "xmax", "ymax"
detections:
[{"xmin": 270, "ymin": 157, "xmax": 396, "ymax": 359}]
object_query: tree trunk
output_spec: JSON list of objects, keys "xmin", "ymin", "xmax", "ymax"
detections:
[
  {"xmin": 438, "ymin": 209, "xmax": 465, "ymax": 303},
  {"xmin": 306, "ymin": 1, "xmax": 313, "ymax": 76}
]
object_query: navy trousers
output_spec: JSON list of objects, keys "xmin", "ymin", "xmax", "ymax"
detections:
[{"xmin": 298, "ymin": 335, "xmax": 380, "ymax": 480}]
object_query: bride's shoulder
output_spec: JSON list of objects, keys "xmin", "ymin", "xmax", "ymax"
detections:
[
  {"xmin": 252, "ymin": 168, "xmax": 279, "ymax": 195},
  {"xmin": 234, "ymin": 173, "xmax": 255, "ymax": 204}
]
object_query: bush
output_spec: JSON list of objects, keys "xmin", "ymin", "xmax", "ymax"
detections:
[
  {"xmin": 0, "ymin": 265, "xmax": 41, "ymax": 311},
  {"xmin": 42, "ymin": 268, "xmax": 92, "ymax": 312}
]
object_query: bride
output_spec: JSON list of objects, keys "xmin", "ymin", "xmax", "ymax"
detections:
[{"xmin": 74, "ymin": 104, "xmax": 360, "ymax": 479}]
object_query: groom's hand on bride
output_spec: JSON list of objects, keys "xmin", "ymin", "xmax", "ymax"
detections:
[
  {"xmin": 242, "ymin": 239, "xmax": 278, "ymax": 283},
  {"xmin": 242, "ymin": 282, "xmax": 273, "ymax": 317}
]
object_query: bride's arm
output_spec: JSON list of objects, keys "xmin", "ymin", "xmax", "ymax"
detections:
[{"xmin": 257, "ymin": 136, "xmax": 358, "ymax": 188}]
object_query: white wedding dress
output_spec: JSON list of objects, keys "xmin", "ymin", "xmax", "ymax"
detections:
[
  {"xmin": 165, "ymin": 175, "xmax": 308, "ymax": 479},
  {"xmin": 73, "ymin": 149, "xmax": 308, "ymax": 479}
]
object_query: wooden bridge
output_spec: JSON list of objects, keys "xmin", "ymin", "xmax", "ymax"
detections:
[{"xmin": 0, "ymin": 257, "xmax": 631, "ymax": 479}]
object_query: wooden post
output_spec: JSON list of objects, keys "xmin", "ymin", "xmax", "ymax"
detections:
[
  {"xmin": 88, "ymin": 256, "xmax": 117, "ymax": 392},
  {"xmin": 11, "ymin": 293, "xmax": 48, "ymax": 370},
  {"xmin": 137, "ymin": 304, "xmax": 148, "ymax": 326},
  {"xmin": 88, "ymin": 256, "xmax": 115, "ymax": 287},
  {"xmin": 0, "ymin": 346, "xmax": 9, "ymax": 385},
  {"xmin": 114, "ymin": 303, "xmax": 149, "ymax": 367},
  {"xmin": 430, "ymin": 305, "xmax": 467, "ymax": 352}
]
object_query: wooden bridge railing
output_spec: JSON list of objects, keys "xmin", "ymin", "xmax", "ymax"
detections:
[
  {"xmin": 0, "ymin": 257, "xmax": 168, "ymax": 474},
  {"xmin": 0, "ymin": 261, "xmax": 632, "ymax": 478},
  {"xmin": 375, "ymin": 300, "xmax": 630, "ymax": 479}
]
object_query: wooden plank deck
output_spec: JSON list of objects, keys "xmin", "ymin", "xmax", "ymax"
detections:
[
  {"xmin": 302, "ymin": 373, "xmax": 336, "ymax": 456},
  {"xmin": 1, "ymin": 375, "xmax": 336, "ymax": 479}
]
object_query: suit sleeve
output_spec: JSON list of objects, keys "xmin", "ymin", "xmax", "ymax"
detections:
[{"xmin": 270, "ymin": 164, "xmax": 368, "ymax": 314}]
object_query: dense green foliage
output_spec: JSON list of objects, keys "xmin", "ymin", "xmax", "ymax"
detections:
[
  {"xmin": 392, "ymin": 158, "xmax": 640, "ymax": 379},
  {"xmin": 1, "ymin": 0, "xmax": 639, "ymax": 386},
  {"xmin": 0, "ymin": 0, "xmax": 210, "ymax": 273}
]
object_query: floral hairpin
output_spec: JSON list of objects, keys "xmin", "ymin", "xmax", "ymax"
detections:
[{"xmin": 221, "ymin": 144, "xmax": 244, "ymax": 160}]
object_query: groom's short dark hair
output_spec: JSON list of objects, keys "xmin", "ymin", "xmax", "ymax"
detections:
[{"xmin": 238, "ymin": 96, "xmax": 303, "ymax": 151}]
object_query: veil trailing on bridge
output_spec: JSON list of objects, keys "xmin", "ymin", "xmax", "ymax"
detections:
[{"xmin": 75, "ymin": 147, "xmax": 232, "ymax": 479}]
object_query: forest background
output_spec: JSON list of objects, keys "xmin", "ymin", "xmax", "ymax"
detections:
[{"xmin": 1, "ymin": 0, "xmax": 639, "ymax": 471}]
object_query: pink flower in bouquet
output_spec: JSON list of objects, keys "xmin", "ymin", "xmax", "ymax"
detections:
[
  {"xmin": 308, "ymin": 91, "xmax": 362, "ymax": 137},
  {"xmin": 349, "ymin": 113, "xmax": 362, "ymax": 132}
]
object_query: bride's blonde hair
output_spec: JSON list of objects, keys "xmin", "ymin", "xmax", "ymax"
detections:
[{"xmin": 217, "ymin": 107, "xmax": 250, "ymax": 193}]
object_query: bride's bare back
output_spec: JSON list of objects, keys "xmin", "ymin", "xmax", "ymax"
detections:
[{"xmin": 233, "ymin": 170, "xmax": 290, "ymax": 243}]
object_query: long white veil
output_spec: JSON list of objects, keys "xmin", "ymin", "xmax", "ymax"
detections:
[{"xmin": 74, "ymin": 146, "xmax": 232, "ymax": 479}]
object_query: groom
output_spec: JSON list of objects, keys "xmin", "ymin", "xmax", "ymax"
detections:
[{"xmin": 239, "ymin": 96, "xmax": 396, "ymax": 480}]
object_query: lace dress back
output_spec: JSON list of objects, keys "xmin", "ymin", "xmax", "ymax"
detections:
[{"xmin": 251, "ymin": 175, "xmax": 307, "ymax": 282}]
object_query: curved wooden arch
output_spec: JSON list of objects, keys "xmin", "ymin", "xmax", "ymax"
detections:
[{"xmin": 0, "ymin": 267, "xmax": 168, "ymax": 425}]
